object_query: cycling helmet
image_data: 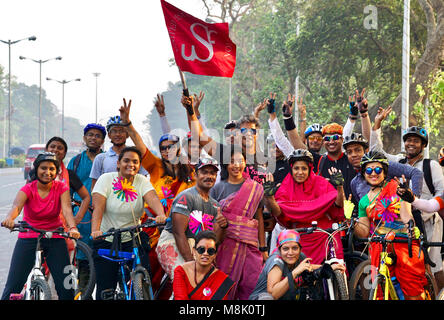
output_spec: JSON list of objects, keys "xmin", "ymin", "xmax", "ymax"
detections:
[
  {"xmin": 402, "ymin": 126, "xmax": 428, "ymax": 147},
  {"xmin": 304, "ymin": 123, "xmax": 323, "ymax": 138},
  {"xmin": 33, "ymin": 152, "xmax": 60, "ymax": 172},
  {"xmin": 224, "ymin": 120, "xmax": 237, "ymax": 130},
  {"xmin": 343, "ymin": 132, "xmax": 369, "ymax": 150},
  {"xmin": 360, "ymin": 150, "xmax": 389, "ymax": 175},
  {"xmin": 106, "ymin": 115, "xmax": 123, "ymax": 132},
  {"xmin": 287, "ymin": 149, "xmax": 314, "ymax": 166},
  {"xmin": 84, "ymin": 123, "xmax": 106, "ymax": 139},
  {"xmin": 158, "ymin": 133, "xmax": 180, "ymax": 146}
]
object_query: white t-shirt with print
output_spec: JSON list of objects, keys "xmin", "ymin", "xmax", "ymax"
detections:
[{"xmin": 93, "ymin": 172, "xmax": 154, "ymax": 242}]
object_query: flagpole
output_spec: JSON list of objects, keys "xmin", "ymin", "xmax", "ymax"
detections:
[{"xmin": 178, "ymin": 67, "xmax": 189, "ymax": 97}]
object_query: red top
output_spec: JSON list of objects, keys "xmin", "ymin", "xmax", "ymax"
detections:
[
  {"xmin": 19, "ymin": 180, "xmax": 68, "ymax": 239},
  {"xmin": 173, "ymin": 265, "xmax": 232, "ymax": 300}
]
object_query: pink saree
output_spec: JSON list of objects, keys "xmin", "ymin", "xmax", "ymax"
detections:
[
  {"xmin": 215, "ymin": 178, "xmax": 264, "ymax": 300},
  {"xmin": 274, "ymin": 169, "xmax": 345, "ymax": 264}
]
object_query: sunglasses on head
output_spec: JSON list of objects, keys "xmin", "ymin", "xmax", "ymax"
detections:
[
  {"xmin": 195, "ymin": 246, "xmax": 217, "ymax": 256},
  {"xmin": 323, "ymin": 134, "xmax": 341, "ymax": 142},
  {"xmin": 240, "ymin": 128, "xmax": 257, "ymax": 136},
  {"xmin": 365, "ymin": 166, "xmax": 383, "ymax": 175}
]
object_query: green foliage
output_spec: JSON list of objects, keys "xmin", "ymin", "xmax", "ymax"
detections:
[
  {"xmin": 146, "ymin": 0, "xmax": 442, "ymax": 154},
  {"xmin": 0, "ymin": 65, "xmax": 83, "ymax": 157}
]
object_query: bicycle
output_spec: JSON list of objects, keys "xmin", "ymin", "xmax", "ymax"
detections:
[
  {"xmin": 295, "ymin": 221, "xmax": 349, "ymax": 300},
  {"xmin": 6, "ymin": 221, "xmax": 95, "ymax": 300},
  {"xmin": 349, "ymin": 219, "xmax": 443, "ymax": 300},
  {"xmin": 94, "ymin": 219, "xmax": 166, "ymax": 300}
]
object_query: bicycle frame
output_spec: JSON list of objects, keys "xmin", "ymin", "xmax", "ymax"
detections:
[
  {"xmin": 24, "ymin": 233, "xmax": 47, "ymax": 300},
  {"xmin": 97, "ymin": 228, "xmax": 156, "ymax": 300}
]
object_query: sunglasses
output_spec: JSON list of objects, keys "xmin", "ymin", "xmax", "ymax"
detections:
[
  {"xmin": 323, "ymin": 134, "xmax": 342, "ymax": 142},
  {"xmin": 159, "ymin": 144, "xmax": 176, "ymax": 151},
  {"xmin": 240, "ymin": 128, "xmax": 257, "ymax": 136},
  {"xmin": 365, "ymin": 167, "xmax": 383, "ymax": 175},
  {"xmin": 195, "ymin": 246, "xmax": 217, "ymax": 256},
  {"xmin": 308, "ymin": 136, "xmax": 323, "ymax": 142}
]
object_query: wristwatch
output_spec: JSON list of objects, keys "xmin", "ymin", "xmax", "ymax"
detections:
[{"xmin": 259, "ymin": 246, "xmax": 268, "ymax": 252}]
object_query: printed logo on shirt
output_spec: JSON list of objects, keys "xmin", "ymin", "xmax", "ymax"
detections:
[{"xmin": 177, "ymin": 195, "xmax": 188, "ymax": 206}]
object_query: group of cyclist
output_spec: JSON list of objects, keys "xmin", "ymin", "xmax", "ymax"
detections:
[{"xmin": 1, "ymin": 86, "xmax": 444, "ymax": 301}]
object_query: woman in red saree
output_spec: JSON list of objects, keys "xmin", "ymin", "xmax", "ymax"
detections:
[
  {"xmin": 354, "ymin": 151, "xmax": 427, "ymax": 300},
  {"xmin": 211, "ymin": 149, "xmax": 265, "ymax": 300},
  {"xmin": 173, "ymin": 231, "xmax": 234, "ymax": 300},
  {"xmin": 264, "ymin": 149, "xmax": 345, "ymax": 265}
]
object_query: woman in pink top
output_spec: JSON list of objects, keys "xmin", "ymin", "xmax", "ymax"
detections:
[{"xmin": 1, "ymin": 152, "xmax": 80, "ymax": 300}]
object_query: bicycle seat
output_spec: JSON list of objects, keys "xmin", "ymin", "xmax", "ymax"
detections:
[{"xmin": 97, "ymin": 249, "xmax": 135, "ymax": 260}]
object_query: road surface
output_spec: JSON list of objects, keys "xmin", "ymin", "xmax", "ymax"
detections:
[{"xmin": 0, "ymin": 169, "xmax": 26, "ymax": 295}]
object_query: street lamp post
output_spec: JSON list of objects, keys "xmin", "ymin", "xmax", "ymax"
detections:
[
  {"xmin": 0, "ymin": 36, "xmax": 37, "ymax": 156},
  {"xmin": 46, "ymin": 77, "xmax": 81, "ymax": 139},
  {"xmin": 92, "ymin": 72, "xmax": 100, "ymax": 123},
  {"xmin": 19, "ymin": 55, "xmax": 62, "ymax": 143}
]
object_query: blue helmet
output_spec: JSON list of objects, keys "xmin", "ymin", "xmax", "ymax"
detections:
[
  {"xmin": 159, "ymin": 133, "xmax": 180, "ymax": 146},
  {"xmin": 84, "ymin": 123, "xmax": 106, "ymax": 139},
  {"xmin": 304, "ymin": 123, "xmax": 323, "ymax": 138},
  {"xmin": 106, "ymin": 115, "xmax": 123, "ymax": 132}
]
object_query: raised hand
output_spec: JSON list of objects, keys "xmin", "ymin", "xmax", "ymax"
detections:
[
  {"xmin": 119, "ymin": 98, "xmax": 132, "ymax": 124},
  {"xmin": 343, "ymin": 194, "xmax": 355, "ymax": 219},
  {"xmin": 282, "ymin": 93, "xmax": 295, "ymax": 117},
  {"xmin": 395, "ymin": 174, "xmax": 415, "ymax": 203},
  {"xmin": 266, "ymin": 92, "xmax": 276, "ymax": 114},
  {"xmin": 328, "ymin": 167, "xmax": 344, "ymax": 187},
  {"xmin": 348, "ymin": 93, "xmax": 358, "ymax": 119},
  {"xmin": 254, "ymin": 98, "xmax": 268, "ymax": 118},
  {"xmin": 193, "ymin": 91, "xmax": 205, "ymax": 117},
  {"xmin": 154, "ymin": 94, "xmax": 166, "ymax": 117},
  {"xmin": 356, "ymin": 88, "xmax": 368, "ymax": 114},
  {"xmin": 263, "ymin": 172, "xmax": 278, "ymax": 197},
  {"xmin": 297, "ymin": 96, "xmax": 306, "ymax": 120},
  {"xmin": 373, "ymin": 105, "xmax": 392, "ymax": 130}
]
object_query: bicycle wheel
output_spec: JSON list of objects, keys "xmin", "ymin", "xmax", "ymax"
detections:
[
  {"xmin": 349, "ymin": 259, "xmax": 372, "ymax": 300},
  {"xmin": 28, "ymin": 278, "xmax": 52, "ymax": 300},
  {"xmin": 344, "ymin": 251, "xmax": 368, "ymax": 280},
  {"xmin": 132, "ymin": 268, "xmax": 154, "ymax": 300},
  {"xmin": 424, "ymin": 269, "xmax": 438, "ymax": 300},
  {"xmin": 332, "ymin": 269, "xmax": 349, "ymax": 300},
  {"xmin": 71, "ymin": 240, "xmax": 96, "ymax": 300}
]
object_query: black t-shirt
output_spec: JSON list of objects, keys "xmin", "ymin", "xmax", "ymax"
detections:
[{"xmin": 316, "ymin": 152, "xmax": 357, "ymax": 204}]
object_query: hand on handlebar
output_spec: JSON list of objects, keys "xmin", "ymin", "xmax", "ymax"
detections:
[
  {"xmin": 1, "ymin": 217, "xmax": 15, "ymax": 230},
  {"xmin": 91, "ymin": 230, "xmax": 103, "ymax": 240}
]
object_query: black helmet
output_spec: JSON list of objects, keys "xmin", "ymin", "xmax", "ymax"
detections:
[
  {"xmin": 360, "ymin": 150, "xmax": 388, "ymax": 175},
  {"xmin": 402, "ymin": 126, "xmax": 428, "ymax": 147},
  {"xmin": 287, "ymin": 149, "xmax": 314, "ymax": 166},
  {"xmin": 33, "ymin": 152, "xmax": 60, "ymax": 172},
  {"xmin": 343, "ymin": 132, "xmax": 369, "ymax": 150}
]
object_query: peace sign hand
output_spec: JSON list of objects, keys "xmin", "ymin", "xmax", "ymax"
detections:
[
  {"xmin": 119, "ymin": 98, "xmax": 132, "ymax": 124},
  {"xmin": 282, "ymin": 93, "xmax": 295, "ymax": 117}
]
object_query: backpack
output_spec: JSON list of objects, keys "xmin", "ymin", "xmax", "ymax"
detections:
[{"xmin": 399, "ymin": 158, "xmax": 435, "ymax": 196}]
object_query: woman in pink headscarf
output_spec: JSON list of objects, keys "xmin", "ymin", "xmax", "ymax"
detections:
[{"xmin": 263, "ymin": 149, "xmax": 345, "ymax": 265}]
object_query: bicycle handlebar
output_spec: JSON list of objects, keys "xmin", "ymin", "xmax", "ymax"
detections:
[
  {"xmin": 97, "ymin": 220, "xmax": 166, "ymax": 240},
  {"xmin": 8, "ymin": 221, "xmax": 77, "ymax": 240}
]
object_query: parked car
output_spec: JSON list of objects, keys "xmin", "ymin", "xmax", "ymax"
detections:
[{"xmin": 24, "ymin": 144, "xmax": 46, "ymax": 180}]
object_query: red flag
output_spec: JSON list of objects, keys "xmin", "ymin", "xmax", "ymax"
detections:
[{"xmin": 160, "ymin": 0, "xmax": 236, "ymax": 78}]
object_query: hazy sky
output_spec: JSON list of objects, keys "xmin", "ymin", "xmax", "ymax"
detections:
[{"xmin": 0, "ymin": 0, "xmax": 206, "ymax": 146}]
